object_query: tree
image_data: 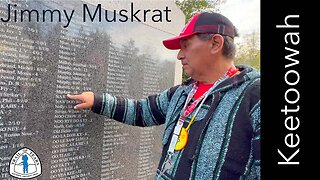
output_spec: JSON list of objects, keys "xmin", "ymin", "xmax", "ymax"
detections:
[
  {"xmin": 175, "ymin": 0, "xmax": 226, "ymax": 81},
  {"xmin": 235, "ymin": 32, "xmax": 260, "ymax": 70},
  {"xmin": 175, "ymin": 0, "xmax": 225, "ymax": 22}
]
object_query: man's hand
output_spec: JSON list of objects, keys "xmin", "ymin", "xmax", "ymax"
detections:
[{"xmin": 67, "ymin": 92, "xmax": 94, "ymax": 110}]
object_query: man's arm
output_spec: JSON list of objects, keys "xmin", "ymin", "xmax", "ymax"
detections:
[{"xmin": 67, "ymin": 86, "xmax": 179, "ymax": 127}]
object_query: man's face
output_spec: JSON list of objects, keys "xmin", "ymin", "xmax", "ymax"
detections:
[{"xmin": 177, "ymin": 34, "xmax": 212, "ymax": 79}]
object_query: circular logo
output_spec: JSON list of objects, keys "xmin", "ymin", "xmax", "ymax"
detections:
[{"xmin": 9, "ymin": 147, "xmax": 42, "ymax": 179}]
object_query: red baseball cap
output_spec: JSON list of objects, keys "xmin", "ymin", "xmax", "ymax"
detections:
[{"xmin": 163, "ymin": 12, "xmax": 237, "ymax": 50}]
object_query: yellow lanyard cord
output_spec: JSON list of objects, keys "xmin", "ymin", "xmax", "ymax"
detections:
[{"xmin": 185, "ymin": 115, "xmax": 196, "ymax": 131}]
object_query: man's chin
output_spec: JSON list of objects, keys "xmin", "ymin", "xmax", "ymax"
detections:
[{"xmin": 183, "ymin": 71, "xmax": 192, "ymax": 78}]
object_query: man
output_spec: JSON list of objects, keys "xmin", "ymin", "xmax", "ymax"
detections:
[{"xmin": 67, "ymin": 12, "xmax": 260, "ymax": 180}]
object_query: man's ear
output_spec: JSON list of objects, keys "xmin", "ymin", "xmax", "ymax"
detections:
[{"xmin": 210, "ymin": 34, "xmax": 224, "ymax": 53}]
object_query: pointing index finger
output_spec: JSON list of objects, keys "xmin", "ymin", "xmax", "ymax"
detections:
[{"xmin": 67, "ymin": 94, "xmax": 83, "ymax": 101}]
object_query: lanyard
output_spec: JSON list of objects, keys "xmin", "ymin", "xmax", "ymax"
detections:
[
  {"xmin": 167, "ymin": 73, "xmax": 231, "ymax": 155},
  {"xmin": 160, "ymin": 67, "xmax": 239, "ymax": 176},
  {"xmin": 163, "ymin": 66, "xmax": 239, "ymax": 168}
]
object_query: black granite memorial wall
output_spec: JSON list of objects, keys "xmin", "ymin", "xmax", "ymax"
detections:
[{"xmin": 0, "ymin": 0, "xmax": 182, "ymax": 179}]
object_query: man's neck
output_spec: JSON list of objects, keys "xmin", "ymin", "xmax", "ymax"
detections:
[{"xmin": 198, "ymin": 61, "xmax": 235, "ymax": 85}]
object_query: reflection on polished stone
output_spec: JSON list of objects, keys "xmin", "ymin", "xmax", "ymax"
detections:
[{"xmin": 0, "ymin": 0, "xmax": 184, "ymax": 179}]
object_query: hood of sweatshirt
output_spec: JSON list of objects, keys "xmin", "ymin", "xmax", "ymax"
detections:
[{"xmin": 181, "ymin": 65, "xmax": 260, "ymax": 95}]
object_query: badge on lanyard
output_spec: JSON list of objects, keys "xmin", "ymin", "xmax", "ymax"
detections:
[{"xmin": 174, "ymin": 127, "xmax": 188, "ymax": 150}]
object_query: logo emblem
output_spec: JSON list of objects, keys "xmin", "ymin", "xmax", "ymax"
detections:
[{"xmin": 9, "ymin": 147, "xmax": 42, "ymax": 179}]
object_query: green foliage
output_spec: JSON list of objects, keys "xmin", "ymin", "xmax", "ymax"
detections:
[
  {"xmin": 175, "ymin": 0, "xmax": 214, "ymax": 23},
  {"xmin": 235, "ymin": 33, "xmax": 260, "ymax": 70},
  {"xmin": 182, "ymin": 70, "xmax": 190, "ymax": 81}
]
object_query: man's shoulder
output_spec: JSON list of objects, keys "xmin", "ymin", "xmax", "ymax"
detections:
[
  {"xmin": 166, "ymin": 78, "xmax": 194, "ymax": 99},
  {"xmin": 241, "ymin": 65, "xmax": 260, "ymax": 80},
  {"xmin": 242, "ymin": 72, "xmax": 260, "ymax": 110},
  {"xmin": 244, "ymin": 68, "xmax": 260, "ymax": 97}
]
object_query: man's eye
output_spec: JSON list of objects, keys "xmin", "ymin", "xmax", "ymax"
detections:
[{"xmin": 182, "ymin": 43, "xmax": 188, "ymax": 48}]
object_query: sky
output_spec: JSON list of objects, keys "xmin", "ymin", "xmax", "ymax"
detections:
[{"xmin": 219, "ymin": 0, "xmax": 260, "ymax": 40}]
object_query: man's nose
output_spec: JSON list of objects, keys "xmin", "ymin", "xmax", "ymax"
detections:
[{"xmin": 177, "ymin": 49, "xmax": 185, "ymax": 61}]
